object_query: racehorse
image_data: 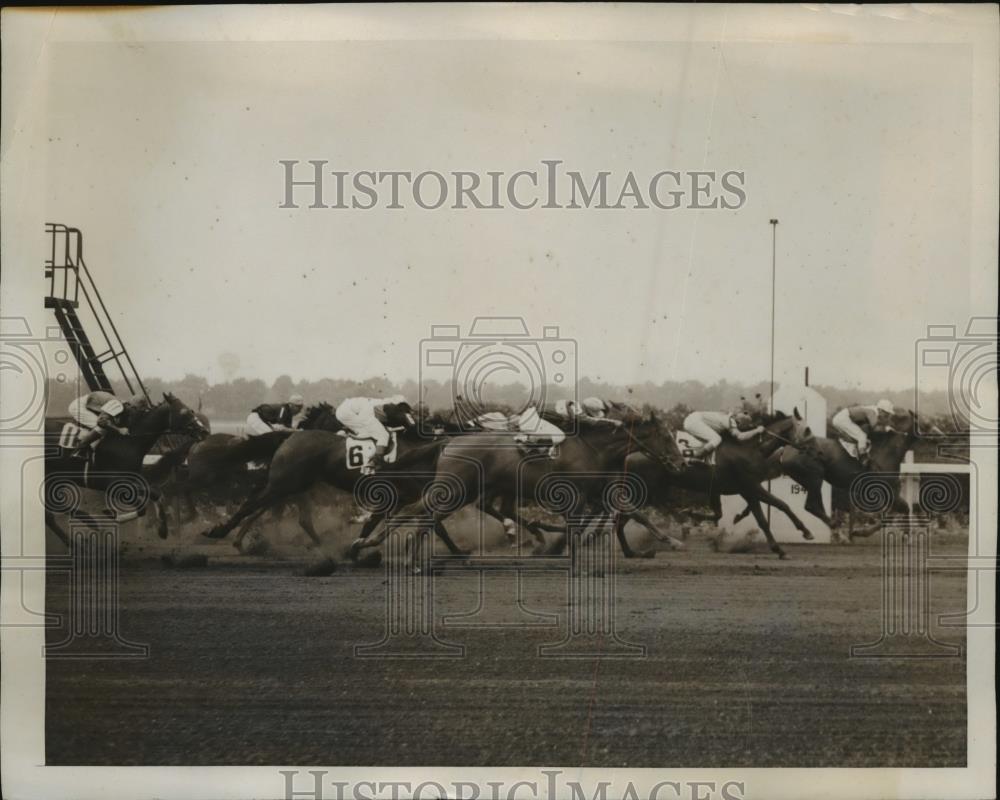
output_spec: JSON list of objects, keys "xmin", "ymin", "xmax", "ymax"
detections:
[
  {"xmin": 197, "ymin": 403, "xmax": 466, "ymax": 558},
  {"xmin": 730, "ymin": 409, "xmax": 933, "ymax": 541},
  {"xmin": 161, "ymin": 402, "xmax": 342, "ymax": 523},
  {"xmin": 44, "ymin": 393, "xmax": 207, "ymax": 546},
  {"xmin": 615, "ymin": 412, "xmax": 814, "ymax": 559},
  {"xmin": 349, "ymin": 409, "xmax": 687, "ymax": 565}
]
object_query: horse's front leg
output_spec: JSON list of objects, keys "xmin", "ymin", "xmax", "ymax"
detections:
[
  {"xmin": 741, "ymin": 491, "xmax": 787, "ymax": 559},
  {"xmin": 151, "ymin": 489, "xmax": 168, "ymax": 539}
]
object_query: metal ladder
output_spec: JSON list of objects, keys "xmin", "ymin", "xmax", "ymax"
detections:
[{"xmin": 43, "ymin": 223, "xmax": 150, "ymax": 402}]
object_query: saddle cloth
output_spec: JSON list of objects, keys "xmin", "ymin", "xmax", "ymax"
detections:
[
  {"xmin": 58, "ymin": 421, "xmax": 84, "ymax": 450},
  {"xmin": 345, "ymin": 430, "xmax": 398, "ymax": 471},
  {"xmin": 674, "ymin": 431, "xmax": 716, "ymax": 466},
  {"xmin": 838, "ymin": 438, "xmax": 860, "ymax": 460}
]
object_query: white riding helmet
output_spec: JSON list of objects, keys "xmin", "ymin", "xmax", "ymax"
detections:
[
  {"xmin": 554, "ymin": 399, "xmax": 570, "ymax": 417},
  {"xmin": 288, "ymin": 394, "xmax": 304, "ymax": 405},
  {"xmin": 100, "ymin": 399, "xmax": 125, "ymax": 417},
  {"xmin": 581, "ymin": 396, "xmax": 606, "ymax": 416},
  {"xmin": 876, "ymin": 399, "xmax": 894, "ymax": 415}
]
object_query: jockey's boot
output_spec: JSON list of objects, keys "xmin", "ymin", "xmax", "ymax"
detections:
[
  {"xmin": 366, "ymin": 445, "xmax": 388, "ymax": 472},
  {"xmin": 70, "ymin": 428, "xmax": 102, "ymax": 459}
]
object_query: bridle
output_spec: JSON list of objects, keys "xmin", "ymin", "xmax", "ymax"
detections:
[{"xmin": 613, "ymin": 419, "xmax": 684, "ymax": 472}]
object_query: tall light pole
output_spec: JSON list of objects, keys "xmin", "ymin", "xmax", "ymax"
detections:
[
  {"xmin": 769, "ymin": 219, "xmax": 778, "ymax": 414},
  {"xmin": 768, "ymin": 218, "xmax": 778, "ymax": 526}
]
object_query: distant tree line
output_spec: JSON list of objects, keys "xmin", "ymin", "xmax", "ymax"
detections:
[{"xmin": 46, "ymin": 373, "xmax": 967, "ymax": 435}]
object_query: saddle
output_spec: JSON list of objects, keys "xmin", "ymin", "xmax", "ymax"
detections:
[
  {"xmin": 344, "ymin": 430, "xmax": 399, "ymax": 474},
  {"xmin": 838, "ymin": 438, "xmax": 869, "ymax": 465},
  {"xmin": 675, "ymin": 431, "xmax": 716, "ymax": 466},
  {"xmin": 57, "ymin": 422, "xmax": 97, "ymax": 462}
]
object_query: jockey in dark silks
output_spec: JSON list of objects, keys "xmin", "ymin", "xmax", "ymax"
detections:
[
  {"xmin": 830, "ymin": 399, "xmax": 895, "ymax": 461},
  {"xmin": 246, "ymin": 394, "xmax": 304, "ymax": 436}
]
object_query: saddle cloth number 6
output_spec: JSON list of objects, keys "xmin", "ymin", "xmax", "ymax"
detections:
[{"xmin": 345, "ymin": 432, "xmax": 398, "ymax": 470}]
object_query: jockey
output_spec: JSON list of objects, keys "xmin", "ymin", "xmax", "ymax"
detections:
[
  {"xmin": 579, "ymin": 396, "xmax": 610, "ymax": 420},
  {"xmin": 335, "ymin": 394, "xmax": 407, "ymax": 468},
  {"xmin": 831, "ymin": 399, "xmax": 895, "ymax": 459},
  {"xmin": 553, "ymin": 398, "xmax": 577, "ymax": 421},
  {"xmin": 68, "ymin": 389, "xmax": 128, "ymax": 457},
  {"xmin": 512, "ymin": 405, "xmax": 566, "ymax": 458},
  {"xmin": 683, "ymin": 408, "xmax": 764, "ymax": 459},
  {"xmin": 246, "ymin": 394, "xmax": 304, "ymax": 436}
]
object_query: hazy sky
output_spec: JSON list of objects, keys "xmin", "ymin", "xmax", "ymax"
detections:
[{"xmin": 9, "ymin": 7, "xmax": 993, "ymax": 393}]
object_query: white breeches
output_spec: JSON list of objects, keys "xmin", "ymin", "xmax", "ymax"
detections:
[
  {"xmin": 683, "ymin": 412, "xmax": 723, "ymax": 450},
  {"xmin": 336, "ymin": 399, "xmax": 390, "ymax": 447},
  {"xmin": 832, "ymin": 409, "xmax": 868, "ymax": 450},
  {"xmin": 69, "ymin": 398, "xmax": 98, "ymax": 429},
  {"xmin": 245, "ymin": 412, "xmax": 274, "ymax": 437},
  {"xmin": 516, "ymin": 407, "xmax": 566, "ymax": 445}
]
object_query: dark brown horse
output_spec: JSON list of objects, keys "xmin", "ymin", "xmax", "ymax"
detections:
[
  {"xmin": 198, "ymin": 403, "xmax": 466, "ymax": 557},
  {"xmin": 615, "ymin": 413, "xmax": 814, "ymax": 559},
  {"xmin": 731, "ymin": 409, "xmax": 931, "ymax": 541},
  {"xmin": 349, "ymin": 410, "xmax": 686, "ymax": 565},
  {"xmin": 161, "ymin": 402, "xmax": 341, "ymax": 523},
  {"xmin": 44, "ymin": 393, "xmax": 207, "ymax": 546}
]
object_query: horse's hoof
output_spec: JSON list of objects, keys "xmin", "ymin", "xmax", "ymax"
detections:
[
  {"xmin": 802, "ymin": 531, "xmax": 814, "ymax": 541},
  {"xmin": 158, "ymin": 526, "xmax": 169, "ymax": 540},
  {"xmin": 231, "ymin": 540, "xmax": 242, "ymax": 551},
  {"xmin": 200, "ymin": 527, "xmax": 224, "ymax": 539},
  {"xmin": 778, "ymin": 551, "xmax": 789, "ymax": 560}
]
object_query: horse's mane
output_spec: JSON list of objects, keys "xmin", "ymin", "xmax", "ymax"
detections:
[
  {"xmin": 760, "ymin": 410, "xmax": 788, "ymax": 427},
  {"xmin": 301, "ymin": 402, "xmax": 334, "ymax": 427}
]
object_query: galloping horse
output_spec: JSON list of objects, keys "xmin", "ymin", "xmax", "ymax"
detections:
[
  {"xmin": 731, "ymin": 408, "xmax": 932, "ymax": 541},
  {"xmin": 350, "ymin": 409, "xmax": 686, "ymax": 565},
  {"xmin": 162, "ymin": 401, "xmax": 342, "ymax": 522},
  {"xmin": 198, "ymin": 403, "xmax": 466, "ymax": 556},
  {"xmin": 44, "ymin": 393, "xmax": 207, "ymax": 546},
  {"xmin": 616, "ymin": 412, "xmax": 814, "ymax": 559}
]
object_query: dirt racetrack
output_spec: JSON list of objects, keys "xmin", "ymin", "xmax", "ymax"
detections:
[{"xmin": 45, "ymin": 513, "xmax": 968, "ymax": 768}]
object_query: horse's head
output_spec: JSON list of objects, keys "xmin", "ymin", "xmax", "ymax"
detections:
[
  {"xmin": 625, "ymin": 409, "xmax": 686, "ymax": 473},
  {"xmin": 159, "ymin": 392, "xmax": 209, "ymax": 440},
  {"xmin": 384, "ymin": 401, "xmax": 416, "ymax": 431},
  {"xmin": 869, "ymin": 408, "xmax": 918, "ymax": 472}
]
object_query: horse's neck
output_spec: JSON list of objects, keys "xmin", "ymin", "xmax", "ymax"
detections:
[
  {"xmin": 128, "ymin": 407, "xmax": 173, "ymax": 450},
  {"xmin": 870, "ymin": 434, "xmax": 913, "ymax": 473},
  {"xmin": 759, "ymin": 425, "xmax": 788, "ymax": 458}
]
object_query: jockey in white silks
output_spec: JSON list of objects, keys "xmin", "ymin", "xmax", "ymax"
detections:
[
  {"xmin": 68, "ymin": 390, "xmax": 127, "ymax": 456},
  {"xmin": 335, "ymin": 394, "xmax": 408, "ymax": 468},
  {"xmin": 682, "ymin": 409, "xmax": 764, "ymax": 459},
  {"xmin": 579, "ymin": 396, "xmax": 610, "ymax": 420},
  {"xmin": 512, "ymin": 406, "xmax": 566, "ymax": 458},
  {"xmin": 830, "ymin": 399, "xmax": 895, "ymax": 459}
]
